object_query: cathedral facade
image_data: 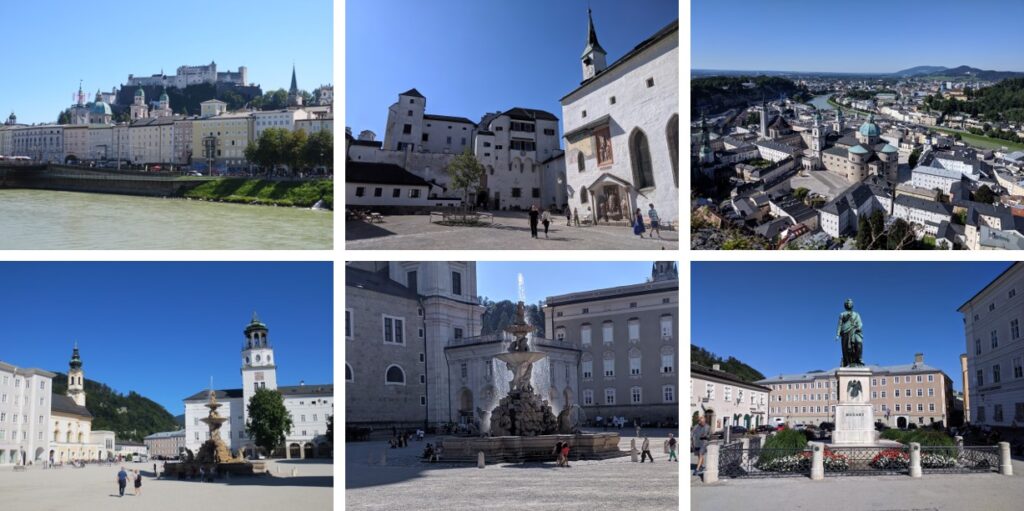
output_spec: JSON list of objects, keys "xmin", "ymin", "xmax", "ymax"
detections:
[{"xmin": 821, "ymin": 114, "xmax": 899, "ymax": 183}]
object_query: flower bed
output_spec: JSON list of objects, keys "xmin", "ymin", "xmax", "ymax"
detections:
[
  {"xmin": 869, "ymin": 448, "xmax": 910, "ymax": 470},
  {"xmin": 754, "ymin": 449, "xmax": 848, "ymax": 472},
  {"xmin": 822, "ymin": 449, "xmax": 849, "ymax": 472},
  {"xmin": 921, "ymin": 453, "xmax": 957, "ymax": 469}
]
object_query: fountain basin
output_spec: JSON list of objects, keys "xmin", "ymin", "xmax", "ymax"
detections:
[
  {"xmin": 494, "ymin": 351, "xmax": 549, "ymax": 366},
  {"xmin": 440, "ymin": 433, "xmax": 625, "ymax": 464}
]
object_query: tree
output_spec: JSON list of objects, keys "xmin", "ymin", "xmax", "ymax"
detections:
[
  {"xmin": 326, "ymin": 414, "xmax": 334, "ymax": 443},
  {"xmin": 745, "ymin": 112, "xmax": 760, "ymax": 126},
  {"xmin": 246, "ymin": 128, "xmax": 289, "ymax": 171},
  {"xmin": 446, "ymin": 149, "xmax": 485, "ymax": 207},
  {"xmin": 886, "ymin": 219, "xmax": 916, "ymax": 250},
  {"xmin": 58, "ymin": 109, "xmax": 71, "ymax": 125},
  {"xmin": 793, "ymin": 187, "xmax": 810, "ymax": 201},
  {"xmin": 285, "ymin": 129, "xmax": 309, "ymax": 175},
  {"xmin": 974, "ymin": 185, "xmax": 996, "ymax": 204},
  {"xmin": 302, "ymin": 130, "xmax": 333, "ymax": 170},
  {"xmin": 246, "ymin": 388, "xmax": 293, "ymax": 456},
  {"xmin": 908, "ymin": 147, "xmax": 922, "ymax": 169}
]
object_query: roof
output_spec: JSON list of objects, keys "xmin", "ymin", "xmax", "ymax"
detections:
[
  {"xmin": 277, "ymin": 384, "xmax": 333, "ymax": 396},
  {"xmin": 183, "ymin": 388, "xmax": 243, "ymax": 401},
  {"xmin": 51, "ymin": 394, "xmax": 92, "ymax": 418},
  {"xmin": 849, "ymin": 144, "xmax": 869, "ymax": 155},
  {"xmin": 581, "ymin": 8, "xmax": 606, "ymax": 58},
  {"xmin": 758, "ymin": 362, "xmax": 946, "ymax": 384},
  {"xmin": 423, "ymin": 113, "xmax": 475, "ymax": 125},
  {"xmin": 755, "ymin": 139, "xmax": 796, "ymax": 154},
  {"xmin": 691, "ymin": 364, "xmax": 772, "ymax": 392},
  {"xmin": 957, "ymin": 262, "xmax": 1020, "ymax": 311},
  {"xmin": 144, "ymin": 430, "xmax": 185, "ymax": 440},
  {"xmin": 501, "ymin": 107, "xmax": 559, "ymax": 122},
  {"xmin": 894, "ymin": 194, "xmax": 953, "ymax": 216},
  {"xmin": 563, "ymin": 114, "xmax": 611, "ymax": 140},
  {"xmin": 913, "ymin": 164, "xmax": 962, "ymax": 180},
  {"xmin": 349, "ymin": 139, "xmax": 382, "ymax": 148},
  {"xmin": 345, "ymin": 161, "xmax": 430, "ymax": 186},
  {"xmin": 561, "ymin": 19, "xmax": 678, "ymax": 102},
  {"xmin": 346, "ymin": 264, "xmax": 420, "ymax": 300},
  {"xmin": 399, "ymin": 88, "xmax": 425, "ymax": 99}
]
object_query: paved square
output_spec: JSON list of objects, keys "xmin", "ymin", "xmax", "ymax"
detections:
[
  {"xmin": 691, "ymin": 454, "xmax": 1024, "ymax": 511},
  {"xmin": 346, "ymin": 431, "xmax": 679, "ymax": 510},
  {"xmin": 0, "ymin": 459, "xmax": 332, "ymax": 511},
  {"xmin": 345, "ymin": 212, "xmax": 679, "ymax": 250}
]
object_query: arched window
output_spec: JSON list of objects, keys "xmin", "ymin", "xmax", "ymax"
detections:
[
  {"xmin": 667, "ymin": 114, "xmax": 679, "ymax": 188},
  {"xmin": 345, "ymin": 363, "xmax": 353, "ymax": 383},
  {"xmin": 577, "ymin": 151, "xmax": 585, "ymax": 172},
  {"xmin": 385, "ymin": 364, "xmax": 406, "ymax": 385},
  {"xmin": 629, "ymin": 128, "xmax": 655, "ymax": 189},
  {"xmin": 660, "ymin": 346, "xmax": 675, "ymax": 374},
  {"xmin": 628, "ymin": 347, "xmax": 642, "ymax": 376},
  {"xmin": 580, "ymin": 188, "xmax": 589, "ymax": 204}
]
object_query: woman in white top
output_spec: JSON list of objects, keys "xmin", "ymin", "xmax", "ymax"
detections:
[{"xmin": 541, "ymin": 209, "xmax": 552, "ymax": 238}]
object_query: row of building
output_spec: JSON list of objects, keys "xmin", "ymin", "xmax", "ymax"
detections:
[
  {"xmin": 346, "ymin": 10, "xmax": 679, "ymax": 224},
  {"xmin": 345, "ymin": 261, "xmax": 680, "ymax": 431}
]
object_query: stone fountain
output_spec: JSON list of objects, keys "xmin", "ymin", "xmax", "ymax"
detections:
[
  {"xmin": 441, "ymin": 301, "xmax": 624, "ymax": 463},
  {"xmin": 164, "ymin": 389, "xmax": 260, "ymax": 477}
]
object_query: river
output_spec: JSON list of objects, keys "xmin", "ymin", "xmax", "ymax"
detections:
[
  {"xmin": 808, "ymin": 94, "xmax": 834, "ymax": 110},
  {"xmin": 0, "ymin": 189, "xmax": 332, "ymax": 249}
]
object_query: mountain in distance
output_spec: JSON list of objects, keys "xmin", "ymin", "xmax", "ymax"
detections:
[
  {"xmin": 51, "ymin": 372, "xmax": 180, "ymax": 442},
  {"xmin": 891, "ymin": 65, "xmax": 948, "ymax": 77}
]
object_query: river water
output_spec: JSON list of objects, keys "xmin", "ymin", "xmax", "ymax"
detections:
[
  {"xmin": 808, "ymin": 94, "xmax": 834, "ymax": 110},
  {"xmin": 0, "ymin": 189, "xmax": 332, "ymax": 249}
]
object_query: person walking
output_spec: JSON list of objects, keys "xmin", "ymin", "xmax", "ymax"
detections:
[
  {"xmin": 561, "ymin": 443, "xmax": 571, "ymax": 468},
  {"xmin": 691, "ymin": 416, "xmax": 710, "ymax": 475},
  {"xmin": 116, "ymin": 466, "xmax": 128, "ymax": 497},
  {"xmin": 640, "ymin": 436, "xmax": 654, "ymax": 463},
  {"xmin": 133, "ymin": 469, "xmax": 142, "ymax": 496},
  {"xmin": 553, "ymin": 441, "xmax": 564, "ymax": 466},
  {"xmin": 647, "ymin": 203, "xmax": 662, "ymax": 239},
  {"xmin": 541, "ymin": 208, "xmax": 552, "ymax": 238},
  {"xmin": 565, "ymin": 208, "xmax": 572, "ymax": 226},
  {"xmin": 632, "ymin": 208, "xmax": 646, "ymax": 238},
  {"xmin": 666, "ymin": 433, "xmax": 678, "ymax": 462},
  {"xmin": 573, "ymin": 208, "xmax": 581, "ymax": 227},
  {"xmin": 528, "ymin": 205, "xmax": 540, "ymax": 238}
]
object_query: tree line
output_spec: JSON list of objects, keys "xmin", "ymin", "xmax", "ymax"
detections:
[{"xmin": 244, "ymin": 128, "xmax": 333, "ymax": 175}]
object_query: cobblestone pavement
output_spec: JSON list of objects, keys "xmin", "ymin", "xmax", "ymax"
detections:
[
  {"xmin": 346, "ymin": 212, "xmax": 679, "ymax": 250},
  {"xmin": 346, "ymin": 432, "xmax": 679, "ymax": 511},
  {"xmin": 0, "ymin": 459, "xmax": 332, "ymax": 511},
  {"xmin": 691, "ymin": 454, "xmax": 1024, "ymax": 511}
]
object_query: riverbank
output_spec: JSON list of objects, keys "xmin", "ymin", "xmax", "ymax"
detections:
[
  {"xmin": 182, "ymin": 178, "xmax": 333, "ymax": 208},
  {"xmin": 826, "ymin": 97, "xmax": 872, "ymax": 116},
  {"xmin": 931, "ymin": 127, "xmax": 1024, "ymax": 151}
]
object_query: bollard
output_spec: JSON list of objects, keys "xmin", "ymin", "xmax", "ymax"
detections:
[
  {"xmin": 477, "ymin": 451, "xmax": 485, "ymax": 468},
  {"xmin": 740, "ymin": 437, "xmax": 750, "ymax": 468},
  {"xmin": 703, "ymin": 443, "xmax": 719, "ymax": 483},
  {"xmin": 955, "ymin": 435, "xmax": 964, "ymax": 459},
  {"xmin": 810, "ymin": 442, "xmax": 824, "ymax": 481},
  {"xmin": 999, "ymin": 442, "xmax": 1013, "ymax": 476},
  {"xmin": 909, "ymin": 443, "xmax": 921, "ymax": 478},
  {"xmin": 630, "ymin": 439, "xmax": 638, "ymax": 462}
]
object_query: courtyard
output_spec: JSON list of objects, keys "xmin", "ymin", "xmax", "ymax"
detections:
[
  {"xmin": 345, "ymin": 211, "xmax": 679, "ymax": 250},
  {"xmin": 346, "ymin": 430, "xmax": 679, "ymax": 510},
  {"xmin": 0, "ymin": 458, "xmax": 332, "ymax": 511},
  {"xmin": 691, "ymin": 453, "xmax": 1024, "ymax": 511}
]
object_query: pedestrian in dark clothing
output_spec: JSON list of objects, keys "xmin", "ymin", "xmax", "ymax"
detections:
[
  {"xmin": 529, "ymin": 205, "xmax": 540, "ymax": 238},
  {"xmin": 116, "ymin": 467, "xmax": 128, "ymax": 496},
  {"xmin": 573, "ymin": 208, "xmax": 580, "ymax": 226},
  {"xmin": 553, "ymin": 441, "xmax": 564, "ymax": 466},
  {"xmin": 632, "ymin": 209, "xmax": 646, "ymax": 237},
  {"xmin": 565, "ymin": 208, "xmax": 572, "ymax": 226},
  {"xmin": 133, "ymin": 469, "xmax": 142, "ymax": 496},
  {"xmin": 640, "ymin": 436, "xmax": 654, "ymax": 463}
]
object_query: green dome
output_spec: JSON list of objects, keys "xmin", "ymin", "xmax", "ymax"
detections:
[
  {"xmin": 849, "ymin": 145, "xmax": 869, "ymax": 155},
  {"xmin": 881, "ymin": 144, "xmax": 898, "ymax": 153},
  {"xmin": 160, "ymin": 92, "xmax": 169, "ymax": 101},
  {"xmin": 244, "ymin": 312, "xmax": 268, "ymax": 334},
  {"xmin": 91, "ymin": 102, "xmax": 112, "ymax": 115},
  {"xmin": 858, "ymin": 114, "xmax": 880, "ymax": 137},
  {"xmin": 135, "ymin": 88, "xmax": 145, "ymax": 97}
]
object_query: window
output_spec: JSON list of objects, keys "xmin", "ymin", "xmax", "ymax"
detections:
[
  {"xmin": 1011, "ymin": 289, "xmax": 1017, "ymax": 299},
  {"xmin": 977, "ymin": 406, "xmax": 986, "ymax": 422},
  {"xmin": 555, "ymin": 327, "xmax": 566, "ymax": 341},
  {"xmin": 345, "ymin": 309, "xmax": 353, "ymax": 338},
  {"xmin": 383, "ymin": 316, "xmax": 405, "ymax": 344},
  {"xmin": 446, "ymin": 136, "xmax": 452, "ymax": 144},
  {"xmin": 629, "ymin": 129, "xmax": 655, "ymax": 188},
  {"xmin": 543, "ymin": 128, "xmax": 555, "ymax": 135},
  {"xmin": 990, "ymin": 303, "xmax": 996, "ymax": 311},
  {"xmin": 628, "ymin": 348, "xmax": 641, "ymax": 376},
  {"xmin": 667, "ymin": 114, "xmax": 679, "ymax": 187},
  {"xmin": 660, "ymin": 315, "xmax": 673, "ymax": 339},
  {"xmin": 345, "ymin": 363, "xmax": 353, "ymax": 382},
  {"xmin": 724, "ymin": 386, "xmax": 733, "ymax": 402},
  {"xmin": 995, "ymin": 404, "xmax": 1004, "ymax": 422},
  {"xmin": 917, "ymin": 388, "xmax": 923, "ymax": 397},
  {"xmin": 975, "ymin": 339, "xmax": 982, "ymax": 355},
  {"xmin": 928, "ymin": 388, "xmax": 934, "ymax": 396},
  {"xmin": 419, "ymin": 353, "xmax": 425, "ymax": 362},
  {"xmin": 881, "ymin": 378, "xmax": 886, "ymax": 386},
  {"xmin": 916, "ymin": 375, "xmax": 923, "ymax": 383},
  {"xmin": 374, "ymin": 187, "xmax": 383, "ymax": 197},
  {"xmin": 609, "ymin": 96, "xmax": 616, "ymax": 105},
  {"xmin": 928, "ymin": 374, "xmax": 934, "ymax": 382},
  {"xmin": 604, "ymin": 388, "xmax": 615, "ymax": 405},
  {"xmin": 603, "ymin": 352, "xmax": 615, "ymax": 377},
  {"xmin": 631, "ymin": 387, "xmax": 642, "ymax": 404},
  {"xmin": 421, "ymin": 396, "xmax": 426, "ymax": 406},
  {"xmin": 460, "ymin": 362, "xmax": 467, "ymax": 378},
  {"xmin": 929, "ymin": 403, "xmax": 935, "ymax": 412},
  {"xmin": 421, "ymin": 133, "xmax": 428, "ymax": 142},
  {"xmin": 602, "ymin": 321, "xmax": 614, "ymax": 344},
  {"xmin": 532, "ymin": 188, "xmax": 540, "ymax": 198},
  {"xmin": 582, "ymin": 110, "xmax": 587, "ymax": 118},
  {"xmin": 392, "ymin": 188, "xmax": 401, "ymax": 198},
  {"xmin": 511, "ymin": 188, "xmax": 521, "ymax": 198},
  {"xmin": 385, "ymin": 365, "xmax": 406, "ymax": 385},
  {"xmin": 646, "ymin": 77, "xmax": 655, "ymax": 87},
  {"xmin": 581, "ymin": 324, "xmax": 592, "ymax": 346},
  {"xmin": 451, "ymin": 272, "xmax": 462, "ymax": 295},
  {"xmin": 660, "ymin": 347, "xmax": 675, "ymax": 374},
  {"xmin": 895, "ymin": 404, "xmax": 901, "ymax": 412},
  {"xmin": 628, "ymin": 318, "xmax": 640, "ymax": 342},
  {"xmin": 454, "ymin": 327, "xmax": 463, "ymax": 339},
  {"xmin": 991, "ymin": 330, "xmax": 999, "ymax": 349},
  {"xmin": 993, "ymin": 364, "xmax": 1002, "ymax": 383},
  {"xmin": 355, "ymin": 186, "xmax": 365, "ymax": 197},
  {"xmin": 895, "ymin": 389, "xmax": 900, "ymax": 397},
  {"xmin": 402, "ymin": 124, "xmax": 411, "ymax": 134},
  {"xmin": 881, "ymin": 391, "xmax": 886, "ymax": 398},
  {"xmin": 583, "ymin": 390, "xmax": 594, "ymax": 405},
  {"xmin": 576, "ymin": 152, "xmax": 585, "ymax": 172},
  {"xmin": 1015, "ymin": 357, "xmax": 1023, "ymax": 378},
  {"xmin": 977, "ymin": 369, "xmax": 984, "ymax": 386},
  {"xmin": 1012, "ymin": 319, "xmax": 1020, "ymax": 340}
]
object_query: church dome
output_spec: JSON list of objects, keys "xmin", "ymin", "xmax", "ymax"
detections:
[
  {"xmin": 244, "ymin": 312, "xmax": 268, "ymax": 335},
  {"xmin": 858, "ymin": 114, "xmax": 880, "ymax": 137},
  {"xmin": 160, "ymin": 90, "xmax": 169, "ymax": 101},
  {"xmin": 849, "ymin": 145, "xmax": 869, "ymax": 155},
  {"xmin": 135, "ymin": 88, "xmax": 145, "ymax": 97},
  {"xmin": 881, "ymin": 144, "xmax": 898, "ymax": 153},
  {"xmin": 91, "ymin": 102, "xmax": 112, "ymax": 116}
]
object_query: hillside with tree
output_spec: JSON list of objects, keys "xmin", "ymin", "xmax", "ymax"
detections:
[
  {"xmin": 691, "ymin": 345, "xmax": 765, "ymax": 382},
  {"xmin": 51, "ymin": 373, "xmax": 179, "ymax": 442},
  {"xmin": 480, "ymin": 298, "xmax": 545, "ymax": 338},
  {"xmin": 692, "ymin": 76, "xmax": 810, "ymax": 116},
  {"xmin": 924, "ymin": 78, "xmax": 1024, "ymax": 124}
]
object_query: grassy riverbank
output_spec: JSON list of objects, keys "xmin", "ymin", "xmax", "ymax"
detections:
[
  {"xmin": 182, "ymin": 178, "xmax": 333, "ymax": 208},
  {"xmin": 931, "ymin": 127, "xmax": 1024, "ymax": 151},
  {"xmin": 826, "ymin": 97, "xmax": 873, "ymax": 116}
]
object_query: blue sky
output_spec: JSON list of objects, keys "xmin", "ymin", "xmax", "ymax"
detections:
[
  {"xmin": 0, "ymin": 262, "xmax": 333, "ymax": 415},
  {"xmin": 0, "ymin": 0, "xmax": 332, "ymax": 125},
  {"xmin": 477, "ymin": 261, "xmax": 664, "ymax": 304},
  {"xmin": 692, "ymin": 262, "xmax": 1012, "ymax": 392},
  {"xmin": 346, "ymin": 0, "xmax": 678, "ymax": 138},
  {"xmin": 693, "ymin": 0, "xmax": 1024, "ymax": 73}
]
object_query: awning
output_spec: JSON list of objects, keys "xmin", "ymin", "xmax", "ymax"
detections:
[{"xmin": 563, "ymin": 114, "xmax": 611, "ymax": 142}]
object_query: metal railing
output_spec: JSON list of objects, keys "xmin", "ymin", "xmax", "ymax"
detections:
[
  {"xmin": 920, "ymin": 445, "xmax": 999, "ymax": 474},
  {"xmin": 718, "ymin": 445, "xmax": 812, "ymax": 478},
  {"xmin": 823, "ymin": 446, "xmax": 909, "ymax": 477}
]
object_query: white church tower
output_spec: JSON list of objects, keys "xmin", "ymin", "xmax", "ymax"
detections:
[
  {"xmin": 67, "ymin": 343, "xmax": 86, "ymax": 407},
  {"xmin": 241, "ymin": 313, "xmax": 278, "ymax": 426},
  {"xmin": 580, "ymin": 8, "xmax": 607, "ymax": 81}
]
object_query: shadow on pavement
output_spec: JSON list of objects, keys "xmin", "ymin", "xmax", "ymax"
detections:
[{"xmin": 345, "ymin": 219, "xmax": 396, "ymax": 240}]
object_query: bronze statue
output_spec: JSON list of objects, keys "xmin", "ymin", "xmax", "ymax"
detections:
[{"xmin": 836, "ymin": 299, "xmax": 864, "ymax": 367}]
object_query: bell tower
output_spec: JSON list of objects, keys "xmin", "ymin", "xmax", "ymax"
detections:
[
  {"xmin": 67, "ymin": 343, "xmax": 86, "ymax": 407},
  {"xmin": 580, "ymin": 8, "xmax": 607, "ymax": 81},
  {"xmin": 651, "ymin": 261, "xmax": 678, "ymax": 282},
  {"xmin": 241, "ymin": 313, "xmax": 278, "ymax": 429}
]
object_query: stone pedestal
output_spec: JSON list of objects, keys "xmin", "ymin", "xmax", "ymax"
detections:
[{"xmin": 832, "ymin": 366, "xmax": 876, "ymax": 445}]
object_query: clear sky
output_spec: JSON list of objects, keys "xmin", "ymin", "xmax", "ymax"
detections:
[
  {"xmin": 692, "ymin": 262, "xmax": 1012, "ymax": 392},
  {"xmin": 692, "ymin": 0, "xmax": 1024, "ymax": 73},
  {"xmin": 0, "ymin": 0, "xmax": 332, "ymax": 125},
  {"xmin": 346, "ymin": 0, "xmax": 678, "ymax": 138},
  {"xmin": 0, "ymin": 262, "xmax": 333, "ymax": 415},
  {"xmin": 477, "ymin": 261, "xmax": 664, "ymax": 304}
]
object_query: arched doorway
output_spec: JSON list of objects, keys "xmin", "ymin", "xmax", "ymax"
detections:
[
  {"xmin": 628, "ymin": 128, "xmax": 655, "ymax": 189},
  {"xmin": 897, "ymin": 416, "xmax": 908, "ymax": 429},
  {"xmin": 288, "ymin": 443, "xmax": 301, "ymax": 459},
  {"xmin": 744, "ymin": 414, "xmax": 751, "ymax": 429},
  {"xmin": 303, "ymin": 443, "xmax": 314, "ymax": 459},
  {"xmin": 666, "ymin": 114, "xmax": 679, "ymax": 188},
  {"xmin": 34, "ymin": 447, "xmax": 44, "ymax": 462},
  {"xmin": 457, "ymin": 387, "xmax": 473, "ymax": 424}
]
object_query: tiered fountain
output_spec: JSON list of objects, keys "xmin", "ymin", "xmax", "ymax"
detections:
[
  {"xmin": 442, "ymin": 301, "xmax": 624, "ymax": 463},
  {"xmin": 165, "ymin": 389, "xmax": 260, "ymax": 477}
]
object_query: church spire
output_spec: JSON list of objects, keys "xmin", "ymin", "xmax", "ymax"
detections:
[
  {"xmin": 580, "ymin": 8, "xmax": 608, "ymax": 81},
  {"xmin": 289, "ymin": 65, "xmax": 298, "ymax": 94},
  {"xmin": 582, "ymin": 8, "xmax": 605, "ymax": 58}
]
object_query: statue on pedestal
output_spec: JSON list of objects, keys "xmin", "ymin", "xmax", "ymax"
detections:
[{"xmin": 836, "ymin": 298, "xmax": 864, "ymax": 367}]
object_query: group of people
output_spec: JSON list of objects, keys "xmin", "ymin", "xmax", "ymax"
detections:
[
  {"xmin": 421, "ymin": 443, "xmax": 443, "ymax": 462},
  {"xmin": 115, "ymin": 467, "xmax": 143, "ymax": 497},
  {"xmin": 552, "ymin": 441, "xmax": 572, "ymax": 467},
  {"xmin": 638, "ymin": 434, "xmax": 678, "ymax": 463},
  {"xmin": 525, "ymin": 203, "xmax": 663, "ymax": 240},
  {"xmin": 389, "ymin": 426, "xmax": 426, "ymax": 448}
]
